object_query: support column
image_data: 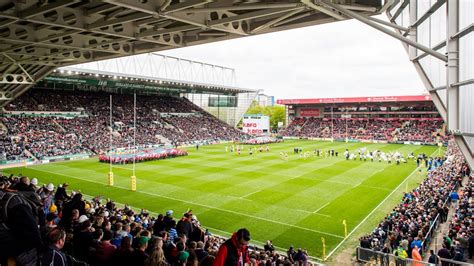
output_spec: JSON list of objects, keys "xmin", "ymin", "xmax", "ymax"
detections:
[
  {"xmin": 408, "ymin": 0, "xmax": 417, "ymax": 60},
  {"xmin": 446, "ymin": 0, "xmax": 459, "ymax": 131}
]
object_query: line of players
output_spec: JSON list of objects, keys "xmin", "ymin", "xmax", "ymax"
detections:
[
  {"xmin": 225, "ymin": 144, "xmax": 270, "ymax": 155},
  {"xmin": 224, "ymin": 144, "xmax": 439, "ymax": 168},
  {"xmin": 343, "ymin": 148, "xmax": 408, "ymax": 165}
]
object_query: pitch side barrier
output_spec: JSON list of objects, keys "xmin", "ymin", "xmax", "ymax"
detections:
[{"xmin": 356, "ymin": 247, "xmax": 471, "ymax": 266}]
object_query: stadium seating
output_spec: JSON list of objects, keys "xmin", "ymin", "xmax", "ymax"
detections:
[
  {"xmin": 281, "ymin": 117, "xmax": 445, "ymax": 144},
  {"xmin": 0, "ymin": 175, "xmax": 310, "ymax": 266},
  {"xmin": 1, "ymin": 89, "xmax": 247, "ymax": 160}
]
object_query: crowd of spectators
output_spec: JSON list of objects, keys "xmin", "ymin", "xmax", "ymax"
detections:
[
  {"xmin": 436, "ymin": 169, "xmax": 474, "ymax": 263},
  {"xmin": 0, "ymin": 175, "xmax": 312, "ymax": 266},
  {"xmin": 359, "ymin": 140, "xmax": 472, "ymax": 264},
  {"xmin": 281, "ymin": 117, "xmax": 445, "ymax": 144},
  {"xmin": 1, "ymin": 89, "xmax": 248, "ymax": 160}
]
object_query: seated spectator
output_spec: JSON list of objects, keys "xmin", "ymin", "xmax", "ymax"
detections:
[{"xmin": 41, "ymin": 228, "xmax": 68, "ymax": 266}]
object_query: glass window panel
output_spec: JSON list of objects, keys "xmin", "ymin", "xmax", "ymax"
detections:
[
  {"xmin": 460, "ymin": 84, "xmax": 474, "ymax": 134},
  {"xmin": 460, "ymin": 0, "xmax": 474, "ymax": 29},
  {"xmin": 460, "ymin": 32, "xmax": 474, "ymax": 81}
]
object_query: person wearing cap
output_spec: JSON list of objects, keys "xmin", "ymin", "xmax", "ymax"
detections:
[
  {"xmin": 29, "ymin": 178, "xmax": 39, "ymax": 192},
  {"xmin": 213, "ymin": 228, "xmax": 250, "ymax": 266},
  {"xmin": 163, "ymin": 210, "xmax": 174, "ymax": 229},
  {"xmin": 131, "ymin": 236, "xmax": 150, "ymax": 266},
  {"xmin": 42, "ymin": 183, "xmax": 55, "ymax": 215}
]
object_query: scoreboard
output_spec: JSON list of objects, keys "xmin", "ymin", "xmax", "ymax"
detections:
[{"xmin": 242, "ymin": 115, "xmax": 270, "ymax": 135}]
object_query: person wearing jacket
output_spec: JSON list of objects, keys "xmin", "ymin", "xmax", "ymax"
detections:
[
  {"xmin": 41, "ymin": 228, "xmax": 68, "ymax": 266},
  {"xmin": 213, "ymin": 228, "xmax": 250, "ymax": 266}
]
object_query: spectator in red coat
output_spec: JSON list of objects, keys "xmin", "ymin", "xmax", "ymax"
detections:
[{"xmin": 213, "ymin": 228, "xmax": 250, "ymax": 266}]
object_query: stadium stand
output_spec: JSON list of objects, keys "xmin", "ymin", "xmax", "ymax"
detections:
[
  {"xmin": 1, "ymin": 89, "xmax": 247, "ymax": 160},
  {"xmin": 281, "ymin": 118, "xmax": 445, "ymax": 144},
  {"xmin": 0, "ymin": 175, "xmax": 311, "ymax": 266},
  {"xmin": 358, "ymin": 140, "xmax": 473, "ymax": 264}
]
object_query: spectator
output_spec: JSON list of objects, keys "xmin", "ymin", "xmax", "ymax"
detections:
[
  {"xmin": 41, "ymin": 228, "xmax": 68, "ymax": 266},
  {"xmin": 131, "ymin": 236, "xmax": 150, "ymax": 266},
  {"xmin": 213, "ymin": 228, "xmax": 250, "ymax": 266},
  {"xmin": 94, "ymin": 229, "xmax": 117, "ymax": 264},
  {"xmin": 264, "ymin": 240, "xmax": 275, "ymax": 253},
  {"xmin": 0, "ymin": 179, "xmax": 42, "ymax": 266}
]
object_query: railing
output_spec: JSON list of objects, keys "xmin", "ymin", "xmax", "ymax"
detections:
[
  {"xmin": 420, "ymin": 181, "xmax": 460, "ymax": 254},
  {"xmin": 356, "ymin": 247, "xmax": 473, "ymax": 266}
]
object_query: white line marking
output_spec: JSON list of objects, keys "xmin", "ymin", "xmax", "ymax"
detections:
[
  {"xmin": 239, "ymin": 189, "xmax": 262, "ymax": 199},
  {"xmin": 27, "ymin": 167, "xmax": 344, "ymax": 239},
  {"xmin": 325, "ymin": 149, "xmax": 437, "ymax": 259},
  {"xmin": 313, "ymin": 202, "xmax": 330, "ymax": 213}
]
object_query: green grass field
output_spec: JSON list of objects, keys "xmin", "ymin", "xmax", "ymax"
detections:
[{"xmin": 1, "ymin": 140, "xmax": 440, "ymax": 261}]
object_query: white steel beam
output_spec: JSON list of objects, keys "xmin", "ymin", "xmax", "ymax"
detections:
[
  {"xmin": 301, "ymin": 0, "xmax": 345, "ymax": 21},
  {"xmin": 323, "ymin": 0, "xmax": 447, "ymax": 62},
  {"xmin": 174, "ymin": 3, "xmax": 302, "ymax": 13},
  {"xmin": 19, "ymin": 0, "xmax": 80, "ymax": 19},
  {"xmin": 251, "ymin": 8, "xmax": 305, "ymax": 34},
  {"xmin": 390, "ymin": 0, "xmax": 409, "ymax": 22},
  {"xmin": 207, "ymin": 7, "xmax": 302, "ymax": 27},
  {"xmin": 163, "ymin": 0, "xmax": 212, "ymax": 14},
  {"xmin": 362, "ymin": 14, "xmax": 409, "ymax": 32},
  {"xmin": 446, "ymin": 0, "xmax": 459, "ymax": 131}
]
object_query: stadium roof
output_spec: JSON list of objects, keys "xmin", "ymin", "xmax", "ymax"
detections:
[
  {"xmin": 0, "ymin": 0, "xmax": 383, "ymax": 107},
  {"xmin": 43, "ymin": 66, "xmax": 256, "ymax": 95},
  {"xmin": 277, "ymin": 95, "xmax": 432, "ymax": 105}
]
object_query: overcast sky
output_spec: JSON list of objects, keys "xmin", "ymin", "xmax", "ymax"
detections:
[{"xmin": 160, "ymin": 15, "xmax": 426, "ymax": 100}]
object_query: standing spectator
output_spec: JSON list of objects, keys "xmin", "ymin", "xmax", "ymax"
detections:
[
  {"xmin": 163, "ymin": 210, "xmax": 174, "ymax": 229},
  {"xmin": 437, "ymin": 243, "xmax": 452, "ymax": 265},
  {"xmin": 411, "ymin": 246, "xmax": 422, "ymax": 266},
  {"xmin": 0, "ymin": 180, "xmax": 42, "ymax": 266},
  {"xmin": 213, "ymin": 228, "xmax": 250, "ymax": 266},
  {"xmin": 153, "ymin": 214, "xmax": 166, "ymax": 236},
  {"xmin": 293, "ymin": 248, "xmax": 307, "ymax": 263},
  {"xmin": 176, "ymin": 212, "xmax": 193, "ymax": 240},
  {"xmin": 55, "ymin": 183, "xmax": 70, "ymax": 203},
  {"xmin": 428, "ymin": 249, "xmax": 439, "ymax": 264}
]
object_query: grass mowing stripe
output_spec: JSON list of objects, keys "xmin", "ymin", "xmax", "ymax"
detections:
[
  {"xmin": 2, "ymin": 140, "xmax": 439, "ymax": 259},
  {"xmin": 26, "ymin": 167, "xmax": 345, "ymax": 239},
  {"xmin": 325, "ymin": 148, "xmax": 439, "ymax": 259}
]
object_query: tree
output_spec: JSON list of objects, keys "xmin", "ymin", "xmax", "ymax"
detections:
[{"xmin": 244, "ymin": 101, "xmax": 285, "ymax": 131}]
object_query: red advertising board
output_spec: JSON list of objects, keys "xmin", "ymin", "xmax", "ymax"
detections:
[
  {"xmin": 277, "ymin": 95, "xmax": 431, "ymax": 105},
  {"xmin": 300, "ymin": 108, "xmax": 320, "ymax": 117}
]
